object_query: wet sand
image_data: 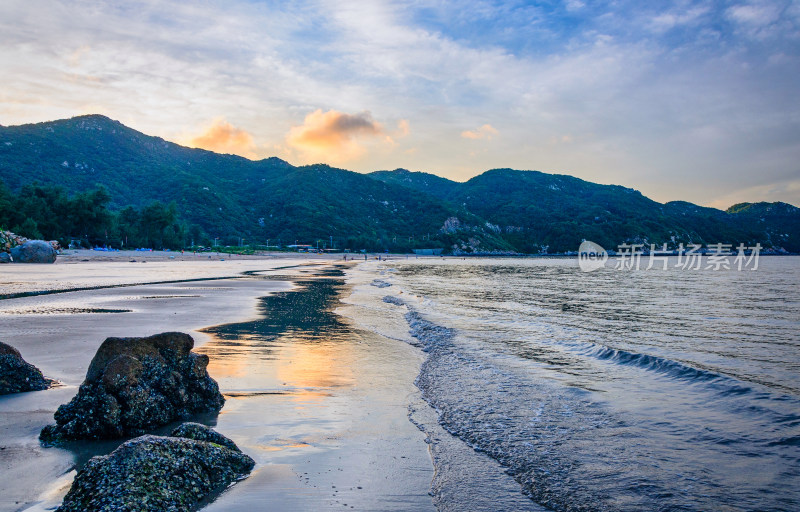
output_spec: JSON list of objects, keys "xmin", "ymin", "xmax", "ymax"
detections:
[
  {"xmin": 0, "ymin": 258, "xmax": 434, "ymax": 511},
  {"xmin": 0, "ymin": 249, "xmax": 346, "ymax": 297},
  {"xmin": 200, "ymin": 269, "xmax": 434, "ymax": 511}
]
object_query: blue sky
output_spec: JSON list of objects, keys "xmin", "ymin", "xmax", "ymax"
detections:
[{"xmin": 1, "ymin": 0, "xmax": 799, "ymax": 208}]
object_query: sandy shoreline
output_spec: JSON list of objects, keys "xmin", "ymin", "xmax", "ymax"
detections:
[
  {"xmin": 0, "ymin": 249, "xmax": 348, "ymax": 297},
  {"xmin": 56, "ymin": 249, "xmax": 348, "ymax": 262},
  {"xmin": 0, "ymin": 257, "xmax": 434, "ymax": 511}
]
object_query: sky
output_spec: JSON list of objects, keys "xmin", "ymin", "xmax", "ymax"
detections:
[{"xmin": 1, "ymin": 0, "xmax": 799, "ymax": 208}]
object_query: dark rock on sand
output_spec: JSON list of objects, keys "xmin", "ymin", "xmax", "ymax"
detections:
[
  {"xmin": 40, "ymin": 332, "xmax": 224, "ymax": 442},
  {"xmin": 0, "ymin": 341, "xmax": 53, "ymax": 394},
  {"xmin": 0, "ymin": 252, "xmax": 11, "ymax": 263},
  {"xmin": 56, "ymin": 426, "xmax": 254, "ymax": 512},
  {"xmin": 9, "ymin": 240, "xmax": 57, "ymax": 263}
]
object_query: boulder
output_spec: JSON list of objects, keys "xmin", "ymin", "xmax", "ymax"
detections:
[
  {"xmin": 56, "ymin": 426, "xmax": 255, "ymax": 512},
  {"xmin": 9, "ymin": 240, "xmax": 57, "ymax": 263},
  {"xmin": 0, "ymin": 252, "xmax": 11, "ymax": 263},
  {"xmin": 40, "ymin": 332, "xmax": 224, "ymax": 442},
  {"xmin": 0, "ymin": 341, "xmax": 53, "ymax": 394}
]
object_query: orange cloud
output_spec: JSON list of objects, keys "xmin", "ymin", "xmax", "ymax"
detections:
[
  {"xmin": 286, "ymin": 109, "xmax": 385, "ymax": 164},
  {"xmin": 397, "ymin": 119, "xmax": 410, "ymax": 137},
  {"xmin": 461, "ymin": 124, "xmax": 499, "ymax": 140},
  {"xmin": 384, "ymin": 119, "xmax": 411, "ymax": 146},
  {"xmin": 187, "ymin": 119, "xmax": 257, "ymax": 159}
]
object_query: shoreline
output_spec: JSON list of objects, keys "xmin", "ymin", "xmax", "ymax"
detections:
[
  {"xmin": 0, "ymin": 259, "xmax": 299, "ymax": 511},
  {"xmin": 200, "ymin": 266, "xmax": 434, "ymax": 511},
  {"xmin": 0, "ymin": 257, "xmax": 434, "ymax": 511},
  {"xmin": 0, "ymin": 251, "xmax": 334, "ymax": 299}
]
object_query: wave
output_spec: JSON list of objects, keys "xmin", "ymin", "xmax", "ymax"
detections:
[
  {"xmin": 369, "ymin": 259, "xmax": 800, "ymax": 512},
  {"xmin": 564, "ymin": 340, "xmax": 756, "ymax": 392},
  {"xmin": 382, "ymin": 295, "xmax": 405, "ymax": 306},
  {"xmin": 402, "ymin": 305, "xmax": 800, "ymax": 511},
  {"xmin": 406, "ymin": 310, "xmax": 456, "ymax": 351}
]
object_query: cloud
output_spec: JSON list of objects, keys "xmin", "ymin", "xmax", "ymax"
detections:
[
  {"xmin": 565, "ymin": 0, "xmax": 585, "ymax": 12},
  {"xmin": 384, "ymin": 119, "xmax": 411, "ymax": 146},
  {"xmin": 727, "ymin": 2, "xmax": 781, "ymax": 26},
  {"xmin": 461, "ymin": 124, "xmax": 498, "ymax": 140},
  {"xmin": 67, "ymin": 45, "xmax": 91, "ymax": 67},
  {"xmin": 648, "ymin": 7, "xmax": 709, "ymax": 33},
  {"xmin": 186, "ymin": 119, "xmax": 257, "ymax": 159},
  {"xmin": 286, "ymin": 109, "xmax": 386, "ymax": 164},
  {"xmin": 396, "ymin": 119, "xmax": 410, "ymax": 137}
]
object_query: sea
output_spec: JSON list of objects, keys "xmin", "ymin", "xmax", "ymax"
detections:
[{"xmin": 342, "ymin": 256, "xmax": 800, "ymax": 512}]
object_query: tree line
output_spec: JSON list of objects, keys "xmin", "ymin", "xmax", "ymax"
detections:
[{"xmin": 0, "ymin": 180, "xmax": 204, "ymax": 250}]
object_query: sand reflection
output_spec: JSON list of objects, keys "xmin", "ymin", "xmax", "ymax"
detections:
[{"xmin": 198, "ymin": 268, "xmax": 356, "ymax": 405}]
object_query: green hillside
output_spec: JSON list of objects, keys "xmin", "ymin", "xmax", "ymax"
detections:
[
  {"xmin": 1, "ymin": 115, "xmax": 798, "ymax": 253},
  {"xmin": 726, "ymin": 202, "xmax": 800, "ymax": 251},
  {"xmin": 369, "ymin": 168, "xmax": 460, "ymax": 200},
  {"xmin": 0, "ymin": 115, "xmax": 496, "ymax": 252},
  {"xmin": 371, "ymin": 168, "xmax": 799, "ymax": 253}
]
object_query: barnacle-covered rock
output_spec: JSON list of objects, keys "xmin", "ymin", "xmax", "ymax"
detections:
[
  {"xmin": 56, "ymin": 426, "xmax": 254, "ymax": 512},
  {"xmin": 170, "ymin": 422, "xmax": 241, "ymax": 452},
  {"xmin": 0, "ymin": 341, "xmax": 53, "ymax": 394},
  {"xmin": 40, "ymin": 332, "xmax": 224, "ymax": 442}
]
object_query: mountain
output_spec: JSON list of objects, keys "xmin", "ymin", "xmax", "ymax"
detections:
[
  {"xmin": 369, "ymin": 168, "xmax": 460, "ymax": 200},
  {"xmin": 1, "ymin": 114, "xmax": 798, "ymax": 253},
  {"xmin": 0, "ymin": 115, "xmax": 503, "ymax": 252},
  {"xmin": 726, "ymin": 202, "xmax": 800, "ymax": 251},
  {"xmin": 371, "ymin": 168, "xmax": 798, "ymax": 253},
  {"xmin": 0, "ymin": 114, "xmax": 287, "ymax": 237}
]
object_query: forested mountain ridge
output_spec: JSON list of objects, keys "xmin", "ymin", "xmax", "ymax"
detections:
[
  {"xmin": 0, "ymin": 115, "xmax": 504, "ymax": 251},
  {"xmin": 1, "ymin": 115, "xmax": 797, "ymax": 253},
  {"xmin": 370, "ymin": 168, "xmax": 800, "ymax": 253}
]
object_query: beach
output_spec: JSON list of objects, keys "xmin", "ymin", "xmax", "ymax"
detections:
[
  {"xmin": 3, "ymin": 252, "xmax": 798, "ymax": 512},
  {"xmin": 0, "ymin": 251, "xmax": 434, "ymax": 511}
]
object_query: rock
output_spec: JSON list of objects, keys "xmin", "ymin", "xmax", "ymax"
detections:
[
  {"xmin": 0, "ymin": 341, "xmax": 53, "ymax": 394},
  {"xmin": 9, "ymin": 240, "xmax": 57, "ymax": 263},
  {"xmin": 0, "ymin": 229, "xmax": 28, "ymax": 252},
  {"xmin": 0, "ymin": 252, "xmax": 11, "ymax": 263},
  {"xmin": 56, "ymin": 428, "xmax": 255, "ymax": 512},
  {"xmin": 171, "ymin": 422, "xmax": 241, "ymax": 452},
  {"xmin": 40, "ymin": 332, "xmax": 224, "ymax": 442}
]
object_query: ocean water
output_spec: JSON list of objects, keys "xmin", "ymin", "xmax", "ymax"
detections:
[{"xmin": 343, "ymin": 256, "xmax": 800, "ymax": 512}]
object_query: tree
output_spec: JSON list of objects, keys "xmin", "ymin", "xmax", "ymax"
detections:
[
  {"xmin": 14, "ymin": 217, "xmax": 43, "ymax": 239},
  {"xmin": 140, "ymin": 201, "xmax": 178, "ymax": 249},
  {"xmin": 66, "ymin": 186, "xmax": 113, "ymax": 245}
]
